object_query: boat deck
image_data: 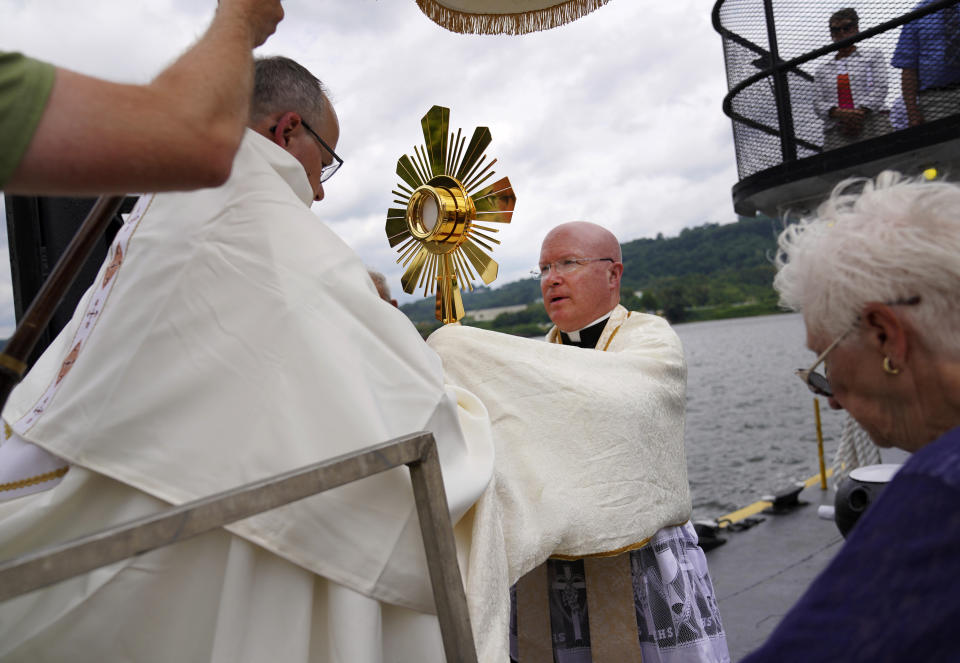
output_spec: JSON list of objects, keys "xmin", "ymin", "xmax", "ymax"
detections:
[
  {"xmin": 706, "ymin": 482, "xmax": 839, "ymax": 659},
  {"xmin": 706, "ymin": 448, "xmax": 909, "ymax": 660}
]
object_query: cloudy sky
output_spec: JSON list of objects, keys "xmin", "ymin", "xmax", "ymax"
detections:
[{"xmin": 1, "ymin": 0, "xmax": 742, "ymax": 328}]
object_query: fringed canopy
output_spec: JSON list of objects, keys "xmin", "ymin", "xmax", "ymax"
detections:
[{"xmin": 415, "ymin": 0, "xmax": 612, "ymax": 35}]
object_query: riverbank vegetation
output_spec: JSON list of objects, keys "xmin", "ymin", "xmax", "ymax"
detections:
[{"xmin": 405, "ymin": 216, "xmax": 788, "ymax": 337}]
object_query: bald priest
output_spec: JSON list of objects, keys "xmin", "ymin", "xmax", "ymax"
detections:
[{"xmin": 429, "ymin": 222, "xmax": 729, "ymax": 663}]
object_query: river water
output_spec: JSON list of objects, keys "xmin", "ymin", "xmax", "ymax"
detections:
[{"xmin": 675, "ymin": 313, "xmax": 848, "ymax": 521}]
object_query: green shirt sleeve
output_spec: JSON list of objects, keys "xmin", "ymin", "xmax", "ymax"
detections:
[{"xmin": 0, "ymin": 52, "xmax": 56, "ymax": 189}]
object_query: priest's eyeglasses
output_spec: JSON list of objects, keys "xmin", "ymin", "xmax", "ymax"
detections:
[
  {"xmin": 301, "ymin": 120, "xmax": 344, "ymax": 183},
  {"xmin": 532, "ymin": 258, "xmax": 614, "ymax": 280},
  {"xmin": 795, "ymin": 296, "xmax": 921, "ymax": 398}
]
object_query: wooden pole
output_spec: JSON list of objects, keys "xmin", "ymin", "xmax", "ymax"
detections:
[
  {"xmin": 0, "ymin": 194, "xmax": 125, "ymax": 410},
  {"xmin": 814, "ymin": 398, "xmax": 827, "ymax": 490}
]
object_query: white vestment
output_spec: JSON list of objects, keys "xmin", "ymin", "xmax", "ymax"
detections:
[
  {"xmin": 429, "ymin": 306, "xmax": 694, "ymax": 662},
  {"xmin": 0, "ymin": 130, "xmax": 495, "ymax": 662}
]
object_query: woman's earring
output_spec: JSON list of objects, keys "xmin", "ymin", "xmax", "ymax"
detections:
[{"xmin": 883, "ymin": 356, "xmax": 900, "ymax": 375}]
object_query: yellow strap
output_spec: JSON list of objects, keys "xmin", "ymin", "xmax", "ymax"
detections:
[{"xmin": 0, "ymin": 353, "xmax": 27, "ymax": 377}]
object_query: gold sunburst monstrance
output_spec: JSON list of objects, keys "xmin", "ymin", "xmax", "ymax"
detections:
[{"xmin": 385, "ymin": 106, "xmax": 517, "ymax": 323}]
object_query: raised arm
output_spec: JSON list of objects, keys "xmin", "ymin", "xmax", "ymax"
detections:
[{"xmin": 4, "ymin": 0, "xmax": 283, "ymax": 195}]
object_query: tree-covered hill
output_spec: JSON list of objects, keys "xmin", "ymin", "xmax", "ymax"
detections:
[
  {"xmin": 401, "ymin": 215, "xmax": 787, "ymax": 332},
  {"xmin": 619, "ymin": 216, "xmax": 781, "ymax": 286}
]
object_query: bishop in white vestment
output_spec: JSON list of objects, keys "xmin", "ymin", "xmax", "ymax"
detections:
[{"xmin": 0, "ymin": 57, "xmax": 494, "ymax": 663}]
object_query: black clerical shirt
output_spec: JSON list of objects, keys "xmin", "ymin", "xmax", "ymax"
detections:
[{"xmin": 558, "ymin": 315, "xmax": 610, "ymax": 349}]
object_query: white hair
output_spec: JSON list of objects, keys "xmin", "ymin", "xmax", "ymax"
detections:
[
  {"xmin": 367, "ymin": 269, "xmax": 391, "ymax": 301},
  {"xmin": 774, "ymin": 170, "xmax": 960, "ymax": 358}
]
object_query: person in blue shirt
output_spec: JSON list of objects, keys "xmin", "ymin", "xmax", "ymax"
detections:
[
  {"xmin": 742, "ymin": 171, "xmax": 960, "ymax": 662},
  {"xmin": 891, "ymin": 0, "xmax": 960, "ymax": 126}
]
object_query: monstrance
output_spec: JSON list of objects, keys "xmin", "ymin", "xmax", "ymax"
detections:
[{"xmin": 385, "ymin": 106, "xmax": 516, "ymax": 323}]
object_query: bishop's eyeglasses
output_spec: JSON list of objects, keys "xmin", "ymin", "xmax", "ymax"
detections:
[
  {"xmin": 300, "ymin": 119, "xmax": 344, "ymax": 183},
  {"xmin": 268, "ymin": 119, "xmax": 344, "ymax": 183}
]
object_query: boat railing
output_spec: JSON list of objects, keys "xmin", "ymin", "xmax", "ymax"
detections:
[
  {"xmin": 0, "ymin": 431, "xmax": 478, "ymax": 663},
  {"xmin": 712, "ymin": 0, "xmax": 960, "ymax": 214}
]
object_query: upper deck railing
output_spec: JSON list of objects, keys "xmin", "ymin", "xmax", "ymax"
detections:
[{"xmin": 712, "ymin": 0, "xmax": 960, "ymax": 215}]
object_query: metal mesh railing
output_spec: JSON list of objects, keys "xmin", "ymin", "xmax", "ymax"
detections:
[{"xmin": 713, "ymin": 0, "xmax": 960, "ymax": 180}]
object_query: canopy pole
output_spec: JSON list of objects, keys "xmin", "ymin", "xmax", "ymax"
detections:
[
  {"xmin": 0, "ymin": 194, "xmax": 125, "ymax": 410},
  {"xmin": 814, "ymin": 398, "xmax": 827, "ymax": 490}
]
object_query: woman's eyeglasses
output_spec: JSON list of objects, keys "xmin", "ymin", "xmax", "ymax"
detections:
[
  {"xmin": 795, "ymin": 329, "xmax": 850, "ymax": 397},
  {"xmin": 795, "ymin": 296, "xmax": 921, "ymax": 398}
]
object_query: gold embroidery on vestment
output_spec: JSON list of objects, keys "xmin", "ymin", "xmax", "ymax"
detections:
[
  {"xmin": 0, "ymin": 466, "xmax": 69, "ymax": 492},
  {"xmin": 547, "ymin": 519, "xmax": 688, "ymax": 560}
]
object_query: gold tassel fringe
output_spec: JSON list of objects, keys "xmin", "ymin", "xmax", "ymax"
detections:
[{"xmin": 415, "ymin": 0, "xmax": 612, "ymax": 35}]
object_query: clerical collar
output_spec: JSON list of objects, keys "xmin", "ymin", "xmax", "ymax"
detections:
[{"xmin": 559, "ymin": 313, "xmax": 612, "ymax": 349}]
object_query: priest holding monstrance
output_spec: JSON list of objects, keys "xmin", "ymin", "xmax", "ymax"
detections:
[
  {"xmin": 402, "ymin": 5, "xmax": 727, "ymax": 658},
  {"xmin": 428, "ymin": 222, "xmax": 729, "ymax": 662}
]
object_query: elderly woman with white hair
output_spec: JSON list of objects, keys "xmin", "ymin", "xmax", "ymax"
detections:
[{"xmin": 742, "ymin": 171, "xmax": 960, "ymax": 662}]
